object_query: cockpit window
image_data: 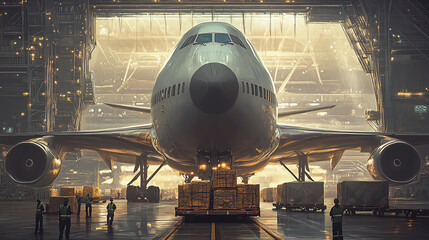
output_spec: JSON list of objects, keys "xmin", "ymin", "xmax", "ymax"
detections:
[
  {"xmin": 180, "ymin": 35, "xmax": 197, "ymax": 49},
  {"xmin": 196, "ymin": 33, "xmax": 212, "ymax": 43},
  {"xmin": 215, "ymin": 33, "xmax": 231, "ymax": 43},
  {"xmin": 230, "ymin": 35, "xmax": 246, "ymax": 49}
]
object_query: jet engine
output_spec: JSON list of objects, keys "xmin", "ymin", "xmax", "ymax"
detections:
[
  {"xmin": 5, "ymin": 141, "xmax": 62, "ymax": 187},
  {"xmin": 367, "ymin": 140, "xmax": 421, "ymax": 184}
]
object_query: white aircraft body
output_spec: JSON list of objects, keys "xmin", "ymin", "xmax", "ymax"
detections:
[{"xmin": 0, "ymin": 22, "xmax": 426, "ymax": 187}]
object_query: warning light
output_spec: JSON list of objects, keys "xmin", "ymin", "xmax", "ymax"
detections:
[{"xmin": 221, "ymin": 163, "xmax": 227, "ymax": 168}]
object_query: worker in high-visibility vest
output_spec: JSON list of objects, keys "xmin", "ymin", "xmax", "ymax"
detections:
[
  {"xmin": 329, "ymin": 198, "xmax": 344, "ymax": 240},
  {"xmin": 58, "ymin": 198, "xmax": 72, "ymax": 240},
  {"xmin": 34, "ymin": 199, "xmax": 44, "ymax": 234},
  {"xmin": 106, "ymin": 198, "xmax": 117, "ymax": 225},
  {"xmin": 85, "ymin": 194, "xmax": 93, "ymax": 218}
]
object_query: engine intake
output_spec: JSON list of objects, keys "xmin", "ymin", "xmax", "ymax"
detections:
[
  {"xmin": 5, "ymin": 141, "xmax": 61, "ymax": 187},
  {"xmin": 367, "ymin": 141, "xmax": 421, "ymax": 184}
]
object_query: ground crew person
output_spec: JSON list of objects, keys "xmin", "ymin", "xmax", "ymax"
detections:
[
  {"xmin": 330, "ymin": 198, "xmax": 344, "ymax": 240},
  {"xmin": 76, "ymin": 194, "xmax": 81, "ymax": 216},
  {"xmin": 58, "ymin": 198, "xmax": 72, "ymax": 240},
  {"xmin": 85, "ymin": 194, "xmax": 92, "ymax": 218},
  {"xmin": 34, "ymin": 199, "xmax": 44, "ymax": 233},
  {"xmin": 106, "ymin": 198, "xmax": 117, "ymax": 225}
]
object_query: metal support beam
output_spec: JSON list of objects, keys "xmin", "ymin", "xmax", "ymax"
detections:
[
  {"xmin": 279, "ymin": 160, "xmax": 299, "ymax": 182},
  {"xmin": 146, "ymin": 161, "xmax": 166, "ymax": 184}
]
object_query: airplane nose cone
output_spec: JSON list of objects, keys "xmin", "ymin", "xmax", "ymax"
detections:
[{"xmin": 190, "ymin": 63, "xmax": 239, "ymax": 114}]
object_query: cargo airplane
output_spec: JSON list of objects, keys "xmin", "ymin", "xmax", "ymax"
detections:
[{"xmin": 0, "ymin": 22, "xmax": 426, "ymax": 187}]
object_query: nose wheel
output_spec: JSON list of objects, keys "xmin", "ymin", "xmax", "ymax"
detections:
[{"xmin": 195, "ymin": 150, "xmax": 234, "ymax": 180}]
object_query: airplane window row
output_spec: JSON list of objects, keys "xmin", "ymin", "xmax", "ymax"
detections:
[
  {"xmin": 180, "ymin": 33, "xmax": 247, "ymax": 49},
  {"xmin": 242, "ymin": 81, "xmax": 277, "ymax": 105},
  {"xmin": 152, "ymin": 82, "xmax": 186, "ymax": 105}
]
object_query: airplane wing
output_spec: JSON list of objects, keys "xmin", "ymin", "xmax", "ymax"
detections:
[
  {"xmin": 0, "ymin": 124, "xmax": 163, "ymax": 168},
  {"xmin": 270, "ymin": 124, "xmax": 429, "ymax": 175}
]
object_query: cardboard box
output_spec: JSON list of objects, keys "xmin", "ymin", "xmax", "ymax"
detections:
[
  {"xmin": 213, "ymin": 189, "xmax": 237, "ymax": 209},
  {"xmin": 212, "ymin": 170, "xmax": 237, "ymax": 188},
  {"xmin": 337, "ymin": 181, "xmax": 389, "ymax": 207},
  {"xmin": 237, "ymin": 184, "xmax": 259, "ymax": 208}
]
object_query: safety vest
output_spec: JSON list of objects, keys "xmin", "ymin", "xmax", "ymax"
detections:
[
  {"xmin": 107, "ymin": 203, "xmax": 115, "ymax": 215},
  {"xmin": 59, "ymin": 205, "xmax": 71, "ymax": 221},
  {"xmin": 331, "ymin": 205, "xmax": 343, "ymax": 223},
  {"xmin": 36, "ymin": 203, "xmax": 43, "ymax": 214},
  {"xmin": 86, "ymin": 196, "xmax": 92, "ymax": 204}
]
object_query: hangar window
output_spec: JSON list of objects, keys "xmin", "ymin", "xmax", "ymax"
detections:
[
  {"xmin": 215, "ymin": 33, "xmax": 232, "ymax": 43},
  {"xmin": 259, "ymin": 86, "xmax": 263, "ymax": 98},
  {"xmin": 230, "ymin": 35, "xmax": 246, "ymax": 49},
  {"xmin": 172, "ymin": 85, "xmax": 176, "ymax": 97},
  {"xmin": 167, "ymin": 86, "xmax": 171, "ymax": 98},
  {"xmin": 195, "ymin": 33, "xmax": 212, "ymax": 44},
  {"xmin": 180, "ymin": 35, "xmax": 197, "ymax": 49},
  {"xmin": 182, "ymin": 82, "xmax": 185, "ymax": 93},
  {"xmin": 246, "ymin": 82, "xmax": 249, "ymax": 94}
]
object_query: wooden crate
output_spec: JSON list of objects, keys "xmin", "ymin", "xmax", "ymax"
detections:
[
  {"xmin": 178, "ymin": 184, "xmax": 192, "ymax": 208},
  {"xmin": 213, "ymin": 189, "xmax": 237, "ymax": 209},
  {"xmin": 212, "ymin": 170, "xmax": 237, "ymax": 188},
  {"xmin": 46, "ymin": 189, "xmax": 58, "ymax": 198},
  {"xmin": 191, "ymin": 181, "xmax": 210, "ymax": 209},
  {"xmin": 83, "ymin": 186, "xmax": 100, "ymax": 198},
  {"xmin": 237, "ymin": 184, "xmax": 259, "ymax": 208},
  {"xmin": 60, "ymin": 187, "xmax": 76, "ymax": 196}
]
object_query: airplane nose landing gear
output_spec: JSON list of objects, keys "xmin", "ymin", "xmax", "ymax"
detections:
[{"xmin": 196, "ymin": 150, "xmax": 233, "ymax": 180}]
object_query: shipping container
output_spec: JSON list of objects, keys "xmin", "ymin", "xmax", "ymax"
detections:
[
  {"xmin": 275, "ymin": 182, "xmax": 325, "ymax": 212},
  {"xmin": 337, "ymin": 181, "xmax": 389, "ymax": 214}
]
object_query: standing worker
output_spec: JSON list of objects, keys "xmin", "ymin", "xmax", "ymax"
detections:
[
  {"xmin": 76, "ymin": 194, "xmax": 81, "ymax": 216},
  {"xmin": 58, "ymin": 198, "xmax": 71, "ymax": 240},
  {"xmin": 330, "ymin": 198, "xmax": 344, "ymax": 240},
  {"xmin": 34, "ymin": 199, "xmax": 44, "ymax": 234},
  {"xmin": 106, "ymin": 198, "xmax": 117, "ymax": 225},
  {"xmin": 85, "ymin": 194, "xmax": 92, "ymax": 218}
]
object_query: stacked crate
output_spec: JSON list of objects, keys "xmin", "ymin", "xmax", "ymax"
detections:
[
  {"xmin": 178, "ymin": 181, "xmax": 211, "ymax": 209},
  {"xmin": 83, "ymin": 186, "xmax": 100, "ymax": 198},
  {"xmin": 60, "ymin": 187, "xmax": 76, "ymax": 196},
  {"xmin": 213, "ymin": 170, "xmax": 237, "ymax": 209},
  {"xmin": 237, "ymin": 184, "xmax": 259, "ymax": 208}
]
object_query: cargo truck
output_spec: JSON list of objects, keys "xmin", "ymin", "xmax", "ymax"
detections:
[
  {"xmin": 274, "ymin": 182, "xmax": 326, "ymax": 212},
  {"xmin": 175, "ymin": 170, "xmax": 260, "ymax": 220}
]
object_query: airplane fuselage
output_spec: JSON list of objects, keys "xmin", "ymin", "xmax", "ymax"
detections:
[{"xmin": 150, "ymin": 22, "xmax": 279, "ymax": 176}]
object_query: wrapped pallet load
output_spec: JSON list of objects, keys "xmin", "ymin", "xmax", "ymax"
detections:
[
  {"xmin": 261, "ymin": 188, "xmax": 277, "ymax": 202},
  {"xmin": 212, "ymin": 170, "xmax": 237, "ymax": 188},
  {"xmin": 337, "ymin": 181, "xmax": 389, "ymax": 207},
  {"xmin": 277, "ymin": 182, "xmax": 324, "ymax": 206},
  {"xmin": 213, "ymin": 189, "xmax": 237, "ymax": 209},
  {"xmin": 178, "ymin": 184, "xmax": 192, "ymax": 208},
  {"xmin": 191, "ymin": 181, "xmax": 211, "ymax": 209},
  {"xmin": 237, "ymin": 184, "xmax": 259, "ymax": 208}
]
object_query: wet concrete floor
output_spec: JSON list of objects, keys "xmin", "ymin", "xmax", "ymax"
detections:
[{"xmin": 0, "ymin": 200, "xmax": 428, "ymax": 239}]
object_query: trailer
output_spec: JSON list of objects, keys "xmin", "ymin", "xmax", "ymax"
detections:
[
  {"xmin": 175, "ymin": 170, "xmax": 260, "ymax": 219},
  {"xmin": 274, "ymin": 182, "xmax": 326, "ymax": 212},
  {"xmin": 338, "ymin": 181, "xmax": 389, "ymax": 215}
]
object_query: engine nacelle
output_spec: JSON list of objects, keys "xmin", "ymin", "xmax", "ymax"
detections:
[
  {"xmin": 367, "ymin": 141, "xmax": 421, "ymax": 184},
  {"xmin": 5, "ymin": 141, "xmax": 61, "ymax": 187}
]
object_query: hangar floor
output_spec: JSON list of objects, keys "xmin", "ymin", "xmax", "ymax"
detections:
[{"xmin": 0, "ymin": 200, "xmax": 428, "ymax": 240}]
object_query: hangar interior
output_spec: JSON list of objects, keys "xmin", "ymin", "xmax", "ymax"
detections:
[{"xmin": 1, "ymin": 1, "xmax": 429, "ymax": 238}]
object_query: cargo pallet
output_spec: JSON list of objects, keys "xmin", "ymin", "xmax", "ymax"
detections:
[
  {"xmin": 175, "ymin": 207, "xmax": 260, "ymax": 217},
  {"xmin": 273, "ymin": 203, "xmax": 326, "ymax": 212}
]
